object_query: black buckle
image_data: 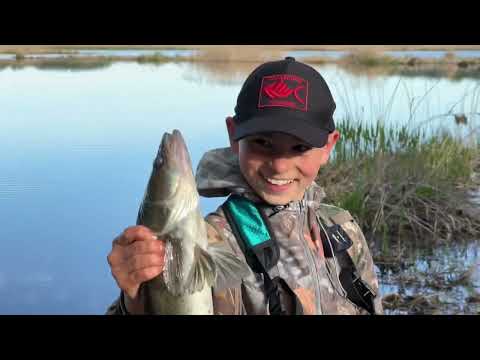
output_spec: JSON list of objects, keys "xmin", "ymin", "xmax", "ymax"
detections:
[
  {"xmin": 250, "ymin": 239, "xmax": 280, "ymax": 273},
  {"xmin": 352, "ymin": 274, "xmax": 375, "ymax": 299},
  {"xmin": 322, "ymin": 224, "xmax": 353, "ymax": 257}
]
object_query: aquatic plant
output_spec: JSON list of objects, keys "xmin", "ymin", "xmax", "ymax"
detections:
[
  {"xmin": 317, "ymin": 83, "xmax": 480, "ymax": 244},
  {"xmin": 339, "ymin": 49, "xmax": 402, "ymax": 67},
  {"xmin": 33, "ymin": 58, "xmax": 113, "ymax": 71},
  {"xmin": 136, "ymin": 53, "xmax": 172, "ymax": 64}
]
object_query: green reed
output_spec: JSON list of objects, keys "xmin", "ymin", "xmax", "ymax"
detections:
[
  {"xmin": 340, "ymin": 50, "xmax": 402, "ymax": 67},
  {"xmin": 317, "ymin": 118, "xmax": 480, "ymax": 243}
]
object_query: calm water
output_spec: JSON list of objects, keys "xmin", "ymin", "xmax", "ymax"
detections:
[
  {"xmin": 0, "ymin": 54, "xmax": 479, "ymax": 314},
  {"xmin": 379, "ymin": 241, "xmax": 479, "ymax": 315}
]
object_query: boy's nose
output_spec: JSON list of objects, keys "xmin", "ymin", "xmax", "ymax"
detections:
[{"xmin": 269, "ymin": 157, "xmax": 292, "ymax": 174}]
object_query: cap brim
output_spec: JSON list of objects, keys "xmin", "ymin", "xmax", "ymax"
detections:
[{"xmin": 233, "ymin": 114, "xmax": 331, "ymax": 148}]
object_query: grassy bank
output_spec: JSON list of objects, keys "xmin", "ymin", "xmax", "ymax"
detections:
[
  {"xmin": 0, "ymin": 56, "xmax": 115, "ymax": 71},
  {"xmin": 304, "ymin": 50, "xmax": 480, "ymax": 80},
  {"xmin": 317, "ymin": 119, "xmax": 480, "ymax": 246},
  {"xmin": 3, "ymin": 47, "xmax": 480, "ymax": 80}
]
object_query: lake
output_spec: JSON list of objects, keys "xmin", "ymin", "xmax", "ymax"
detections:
[
  {"xmin": 0, "ymin": 52, "xmax": 478, "ymax": 314},
  {"xmin": 3, "ymin": 49, "xmax": 480, "ymax": 61}
]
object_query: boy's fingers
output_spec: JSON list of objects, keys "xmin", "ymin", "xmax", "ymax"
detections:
[
  {"xmin": 131, "ymin": 266, "xmax": 164, "ymax": 284},
  {"xmin": 116, "ymin": 226, "xmax": 158, "ymax": 246},
  {"xmin": 107, "ymin": 241, "xmax": 127, "ymax": 267},
  {"xmin": 108, "ymin": 227, "xmax": 164, "ymax": 298},
  {"xmin": 126, "ymin": 240, "xmax": 165, "ymax": 258},
  {"xmin": 127, "ymin": 254, "xmax": 165, "ymax": 273}
]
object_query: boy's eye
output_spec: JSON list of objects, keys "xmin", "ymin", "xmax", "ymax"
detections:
[
  {"xmin": 252, "ymin": 138, "xmax": 272, "ymax": 148},
  {"xmin": 292, "ymin": 144, "xmax": 312, "ymax": 153}
]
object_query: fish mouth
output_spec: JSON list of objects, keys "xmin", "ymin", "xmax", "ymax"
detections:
[
  {"xmin": 157, "ymin": 130, "xmax": 192, "ymax": 175},
  {"xmin": 154, "ymin": 132, "xmax": 170, "ymax": 169},
  {"xmin": 160, "ymin": 132, "xmax": 171, "ymax": 160}
]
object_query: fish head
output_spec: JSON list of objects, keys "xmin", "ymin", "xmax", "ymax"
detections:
[
  {"xmin": 156, "ymin": 130, "xmax": 194, "ymax": 178},
  {"xmin": 139, "ymin": 129, "xmax": 199, "ymax": 234}
]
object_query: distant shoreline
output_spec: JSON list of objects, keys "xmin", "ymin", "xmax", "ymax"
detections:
[{"xmin": 2, "ymin": 45, "xmax": 480, "ymax": 53}]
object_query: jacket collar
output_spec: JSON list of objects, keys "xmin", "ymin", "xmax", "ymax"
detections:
[{"xmin": 195, "ymin": 147, "xmax": 327, "ymax": 209}]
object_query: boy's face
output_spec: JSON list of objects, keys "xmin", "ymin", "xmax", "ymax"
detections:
[{"xmin": 226, "ymin": 117, "xmax": 340, "ymax": 205}]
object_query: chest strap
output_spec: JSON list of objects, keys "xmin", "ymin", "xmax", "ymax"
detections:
[
  {"xmin": 222, "ymin": 195, "xmax": 303, "ymax": 315},
  {"xmin": 317, "ymin": 213, "xmax": 376, "ymax": 315}
]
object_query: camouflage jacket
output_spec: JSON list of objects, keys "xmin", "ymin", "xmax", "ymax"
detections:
[{"xmin": 106, "ymin": 147, "xmax": 383, "ymax": 315}]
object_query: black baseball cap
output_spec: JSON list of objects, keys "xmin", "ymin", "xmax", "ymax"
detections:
[{"xmin": 232, "ymin": 57, "xmax": 336, "ymax": 148}]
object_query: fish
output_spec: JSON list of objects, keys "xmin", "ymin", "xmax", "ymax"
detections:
[{"xmin": 136, "ymin": 129, "xmax": 249, "ymax": 315}]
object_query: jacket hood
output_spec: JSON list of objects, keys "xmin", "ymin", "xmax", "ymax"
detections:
[{"xmin": 195, "ymin": 147, "xmax": 327, "ymax": 207}]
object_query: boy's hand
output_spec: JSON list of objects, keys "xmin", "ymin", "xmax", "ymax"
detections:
[{"xmin": 107, "ymin": 225, "xmax": 166, "ymax": 313}]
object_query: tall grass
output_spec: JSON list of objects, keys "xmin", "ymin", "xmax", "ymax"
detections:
[
  {"xmin": 31, "ymin": 57, "xmax": 113, "ymax": 71},
  {"xmin": 136, "ymin": 53, "xmax": 174, "ymax": 64},
  {"xmin": 318, "ymin": 120, "xmax": 480, "ymax": 244},
  {"xmin": 339, "ymin": 49, "xmax": 402, "ymax": 67},
  {"xmin": 317, "ymin": 81, "xmax": 480, "ymax": 246}
]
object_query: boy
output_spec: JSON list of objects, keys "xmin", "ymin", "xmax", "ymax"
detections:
[{"xmin": 106, "ymin": 57, "xmax": 383, "ymax": 315}]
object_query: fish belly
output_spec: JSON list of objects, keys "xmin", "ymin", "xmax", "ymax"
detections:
[{"xmin": 147, "ymin": 284, "xmax": 214, "ymax": 315}]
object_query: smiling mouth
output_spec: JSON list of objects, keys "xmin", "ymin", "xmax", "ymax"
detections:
[{"xmin": 263, "ymin": 176, "xmax": 295, "ymax": 186}]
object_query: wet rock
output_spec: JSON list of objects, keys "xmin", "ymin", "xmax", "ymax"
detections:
[
  {"xmin": 404, "ymin": 294, "xmax": 443, "ymax": 314},
  {"xmin": 382, "ymin": 292, "xmax": 442, "ymax": 314},
  {"xmin": 382, "ymin": 293, "xmax": 403, "ymax": 309}
]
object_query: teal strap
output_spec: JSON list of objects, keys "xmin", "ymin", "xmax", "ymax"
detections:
[{"xmin": 224, "ymin": 195, "xmax": 271, "ymax": 248}]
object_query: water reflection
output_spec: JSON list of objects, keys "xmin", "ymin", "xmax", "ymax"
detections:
[
  {"xmin": 0, "ymin": 54, "xmax": 14, "ymax": 60},
  {"xmin": 379, "ymin": 241, "xmax": 480, "ymax": 314},
  {"xmin": 182, "ymin": 61, "xmax": 260, "ymax": 85},
  {"xmin": 179, "ymin": 47, "xmax": 287, "ymax": 85}
]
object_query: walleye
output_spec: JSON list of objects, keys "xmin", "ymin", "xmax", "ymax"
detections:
[{"xmin": 136, "ymin": 130, "xmax": 249, "ymax": 315}]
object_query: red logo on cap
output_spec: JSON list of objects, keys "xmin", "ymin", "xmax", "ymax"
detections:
[{"xmin": 258, "ymin": 74, "xmax": 308, "ymax": 111}]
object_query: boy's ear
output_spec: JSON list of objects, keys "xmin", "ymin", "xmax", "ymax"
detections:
[
  {"xmin": 226, "ymin": 117, "xmax": 239, "ymax": 154},
  {"xmin": 328, "ymin": 130, "xmax": 340, "ymax": 148},
  {"xmin": 323, "ymin": 130, "xmax": 340, "ymax": 157}
]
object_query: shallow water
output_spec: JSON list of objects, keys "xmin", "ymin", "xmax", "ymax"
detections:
[
  {"xmin": 0, "ymin": 54, "xmax": 479, "ymax": 314},
  {"xmin": 378, "ymin": 241, "xmax": 480, "ymax": 315}
]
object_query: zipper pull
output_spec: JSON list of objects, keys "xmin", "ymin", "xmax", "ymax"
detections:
[
  {"xmin": 271, "ymin": 205, "xmax": 285, "ymax": 216},
  {"xmin": 270, "ymin": 203, "xmax": 291, "ymax": 217}
]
